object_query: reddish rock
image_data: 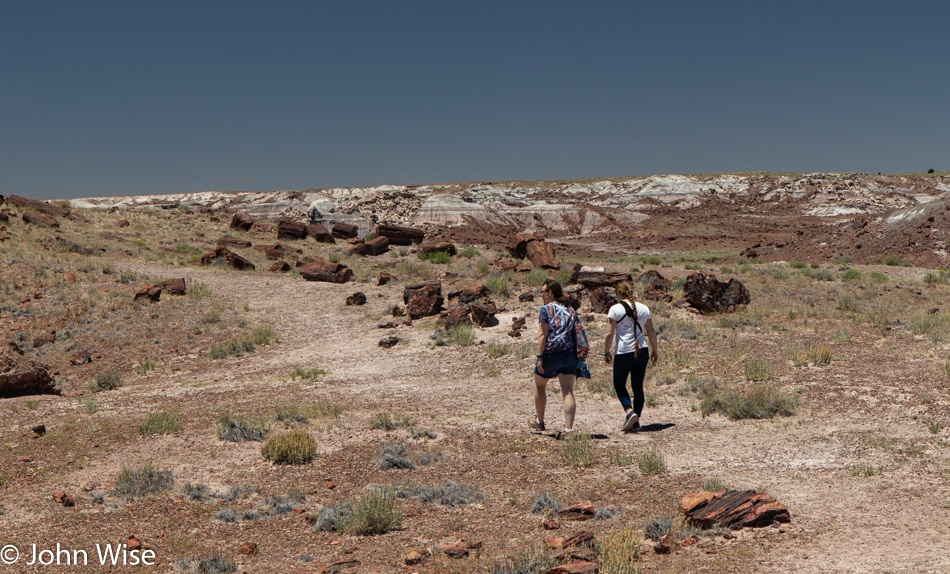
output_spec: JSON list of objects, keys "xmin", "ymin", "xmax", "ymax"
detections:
[
  {"xmin": 53, "ymin": 492, "xmax": 74, "ymax": 506},
  {"xmin": 543, "ymin": 561, "xmax": 599, "ymax": 574},
  {"xmin": 200, "ymin": 247, "xmax": 256, "ymax": 270},
  {"xmin": 378, "ymin": 321, "xmax": 397, "ymax": 329},
  {"xmin": 471, "ymin": 302, "xmax": 497, "ymax": 327},
  {"xmin": 556, "ymin": 549, "xmax": 598, "ymax": 563},
  {"xmin": 346, "ymin": 292, "xmax": 367, "ymax": 306},
  {"xmin": 8, "ymin": 195, "xmax": 70, "ymax": 217},
  {"xmin": 443, "ymin": 305, "xmax": 472, "ymax": 328},
  {"xmin": 306, "ymin": 223, "xmax": 335, "ymax": 244},
  {"xmin": 562, "ymin": 531, "xmax": 595, "ymax": 549},
  {"xmin": 680, "ymin": 489, "xmax": 790, "ymax": 529},
  {"xmin": 378, "ymin": 336, "xmax": 399, "ymax": 348},
  {"xmin": 65, "ymin": 272, "xmax": 77, "ymax": 283},
  {"xmin": 569, "ymin": 264, "xmax": 631, "ymax": 288},
  {"xmin": 545, "ymin": 537, "xmax": 566, "ymax": 550},
  {"xmin": 376, "ymin": 223, "xmax": 425, "ymax": 245},
  {"xmin": 588, "ymin": 287, "xmax": 617, "ymax": 314},
  {"xmin": 518, "ymin": 291, "xmax": 535, "ymax": 302},
  {"xmin": 301, "ymin": 262, "xmax": 352, "ymax": 283},
  {"xmin": 509, "ymin": 233, "xmax": 559, "ymax": 269},
  {"xmin": 440, "ymin": 544, "xmax": 468, "ymax": 559},
  {"xmin": 407, "ymin": 284, "xmax": 444, "ymax": 319},
  {"xmin": 405, "ymin": 550, "xmax": 425, "ymax": 565},
  {"xmin": 653, "ymin": 535, "xmax": 672, "ymax": 554},
  {"xmin": 640, "ymin": 270, "xmax": 674, "ymax": 302},
  {"xmin": 278, "ymin": 220, "xmax": 307, "ymax": 240},
  {"xmin": 32, "ymin": 424, "xmax": 46, "ymax": 436},
  {"xmin": 0, "ymin": 352, "xmax": 57, "ymax": 395},
  {"xmin": 347, "ymin": 236, "xmax": 390, "ymax": 256},
  {"xmin": 70, "ymin": 350, "xmax": 92, "ymax": 365},
  {"xmin": 680, "ymin": 535, "xmax": 699, "ymax": 546},
  {"xmin": 33, "ymin": 332, "xmax": 55, "ymax": 348},
  {"xmin": 449, "ymin": 285, "xmax": 489, "ymax": 304},
  {"xmin": 419, "ymin": 242, "xmax": 456, "ymax": 256},
  {"xmin": 230, "ymin": 212, "xmax": 255, "ymax": 231},
  {"xmin": 133, "ymin": 285, "xmax": 162, "ymax": 303},
  {"xmin": 252, "ymin": 222, "xmax": 273, "ymax": 233},
  {"xmin": 508, "ymin": 316, "xmax": 527, "ymax": 338},
  {"xmin": 238, "ymin": 542, "xmax": 257, "ymax": 555},
  {"xmin": 542, "ymin": 520, "xmax": 560, "ymax": 530},
  {"xmin": 331, "ymin": 222, "xmax": 359, "ymax": 239},
  {"xmin": 683, "ymin": 270, "xmax": 750, "ymax": 313},
  {"xmin": 557, "ymin": 501, "xmax": 595, "ymax": 521},
  {"xmin": 376, "ymin": 273, "xmax": 395, "ymax": 286},
  {"xmin": 66, "ymin": 212, "xmax": 88, "ymax": 223},
  {"xmin": 127, "ymin": 535, "xmax": 142, "ymax": 551},
  {"xmin": 391, "ymin": 305, "xmax": 405, "ymax": 317},
  {"xmin": 115, "ymin": 219, "xmax": 130, "ymax": 228},
  {"xmin": 345, "ymin": 236, "xmax": 364, "ymax": 245},
  {"xmin": 23, "ymin": 211, "xmax": 60, "ymax": 227},
  {"xmin": 160, "ymin": 278, "xmax": 186, "ymax": 295},
  {"xmin": 217, "ymin": 237, "xmax": 252, "ymax": 249},
  {"xmin": 269, "ymin": 260, "xmax": 291, "ymax": 273},
  {"xmin": 403, "ymin": 281, "xmax": 443, "ymax": 304}
]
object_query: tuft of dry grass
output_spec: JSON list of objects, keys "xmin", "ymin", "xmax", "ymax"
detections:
[{"xmin": 261, "ymin": 430, "xmax": 317, "ymax": 464}]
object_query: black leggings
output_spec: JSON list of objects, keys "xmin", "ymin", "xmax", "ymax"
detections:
[{"xmin": 613, "ymin": 350, "xmax": 649, "ymax": 415}]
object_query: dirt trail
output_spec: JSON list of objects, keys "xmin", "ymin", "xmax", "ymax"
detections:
[{"xmin": 102, "ymin": 261, "xmax": 950, "ymax": 574}]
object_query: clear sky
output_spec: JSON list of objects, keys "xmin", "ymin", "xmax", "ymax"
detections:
[{"xmin": 3, "ymin": 1, "xmax": 948, "ymax": 199}]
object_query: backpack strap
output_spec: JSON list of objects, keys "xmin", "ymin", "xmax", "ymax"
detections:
[{"xmin": 618, "ymin": 300, "xmax": 642, "ymax": 357}]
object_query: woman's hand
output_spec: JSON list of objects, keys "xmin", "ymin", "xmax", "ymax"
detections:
[
  {"xmin": 535, "ymin": 357, "xmax": 545, "ymax": 375},
  {"xmin": 603, "ymin": 352, "xmax": 612, "ymax": 364},
  {"xmin": 650, "ymin": 349, "xmax": 659, "ymax": 365}
]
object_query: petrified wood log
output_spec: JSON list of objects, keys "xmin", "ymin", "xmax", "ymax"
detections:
[
  {"xmin": 681, "ymin": 489, "xmax": 790, "ymax": 530},
  {"xmin": 376, "ymin": 223, "xmax": 425, "ymax": 246}
]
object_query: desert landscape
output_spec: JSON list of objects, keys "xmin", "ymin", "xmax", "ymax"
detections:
[{"xmin": 3, "ymin": 171, "xmax": 950, "ymax": 574}]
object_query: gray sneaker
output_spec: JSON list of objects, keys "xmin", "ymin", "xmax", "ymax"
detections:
[{"xmin": 622, "ymin": 412, "xmax": 640, "ymax": 432}]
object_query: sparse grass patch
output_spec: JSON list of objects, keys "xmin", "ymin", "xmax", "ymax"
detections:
[
  {"xmin": 700, "ymin": 382, "xmax": 798, "ymax": 420},
  {"xmin": 377, "ymin": 444, "xmax": 444, "ymax": 470},
  {"xmin": 201, "ymin": 308, "xmax": 221, "ymax": 324},
  {"xmin": 744, "ymin": 357, "xmax": 772, "ymax": 381},
  {"xmin": 928, "ymin": 420, "xmax": 944, "ymax": 434},
  {"xmin": 788, "ymin": 261, "xmax": 807, "ymax": 269},
  {"xmin": 806, "ymin": 341, "xmax": 833, "ymax": 365},
  {"xmin": 139, "ymin": 409, "xmax": 180, "ymax": 436},
  {"xmin": 93, "ymin": 369, "xmax": 123, "ymax": 392},
  {"xmin": 643, "ymin": 515, "xmax": 673, "ymax": 541},
  {"xmin": 642, "ymin": 255, "xmax": 662, "ymax": 265},
  {"xmin": 841, "ymin": 268, "xmax": 861, "ymax": 281},
  {"xmin": 208, "ymin": 326, "xmax": 279, "ymax": 359},
  {"xmin": 115, "ymin": 462, "xmax": 174, "ymax": 498},
  {"xmin": 80, "ymin": 398, "xmax": 98, "ymax": 415},
  {"xmin": 261, "ymin": 430, "xmax": 316, "ymax": 464},
  {"xmin": 836, "ymin": 293, "xmax": 857, "ymax": 311},
  {"xmin": 851, "ymin": 463, "xmax": 883, "ymax": 477},
  {"xmin": 489, "ymin": 545, "xmax": 555, "ymax": 574},
  {"xmin": 703, "ymin": 477, "xmax": 726, "ymax": 492},
  {"xmin": 287, "ymin": 367, "xmax": 329, "ymax": 381},
  {"xmin": 393, "ymin": 480, "xmax": 484, "ymax": 506},
  {"xmin": 449, "ymin": 323, "xmax": 475, "ymax": 346},
  {"xmin": 561, "ymin": 430, "xmax": 594, "ymax": 468},
  {"xmin": 869, "ymin": 271, "xmax": 888, "ymax": 283},
  {"xmin": 135, "ymin": 359, "xmax": 157, "ymax": 376},
  {"xmin": 531, "ymin": 493, "xmax": 561, "ymax": 515},
  {"xmin": 459, "ymin": 245, "xmax": 479, "ymax": 258},
  {"xmin": 26, "ymin": 400, "xmax": 39, "ymax": 410},
  {"xmin": 637, "ymin": 443, "xmax": 666, "ymax": 475},
  {"xmin": 666, "ymin": 344, "xmax": 693, "ymax": 367},
  {"xmin": 218, "ymin": 414, "xmax": 269, "ymax": 442},
  {"xmin": 525, "ymin": 268, "xmax": 548, "ymax": 288},
  {"xmin": 188, "ymin": 281, "xmax": 214, "ymax": 300},
  {"xmin": 486, "ymin": 341, "xmax": 510, "ymax": 359},
  {"xmin": 598, "ymin": 528, "xmax": 642, "ymax": 574},
  {"xmin": 368, "ymin": 412, "xmax": 415, "ymax": 431},
  {"xmin": 609, "ymin": 450, "xmax": 633, "ymax": 466},
  {"xmin": 342, "ymin": 487, "xmax": 402, "ymax": 535},
  {"xmin": 486, "ymin": 273, "xmax": 511, "ymax": 297},
  {"xmin": 419, "ymin": 250, "xmax": 452, "ymax": 264},
  {"xmin": 881, "ymin": 254, "xmax": 905, "ymax": 266}
]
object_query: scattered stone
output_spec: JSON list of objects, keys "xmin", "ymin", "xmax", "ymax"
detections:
[
  {"xmin": 508, "ymin": 233, "xmax": 559, "ymax": 269},
  {"xmin": 557, "ymin": 501, "xmax": 595, "ymax": 521},
  {"xmin": 404, "ymin": 281, "xmax": 443, "ymax": 304},
  {"xmin": 562, "ymin": 531, "xmax": 595, "ymax": 549},
  {"xmin": 306, "ymin": 223, "xmax": 335, "ymax": 243},
  {"xmin": 542, "ymin": 561, "xmax": 599, "ymax": 574},
  {"xmin": 683, "ymin": 270, "xmax": 750, "ymax": 313},
  {"xmin": 346, "ymin": 292, "xmax": 367, "ymax": 306},
  {"xmin": 277, "ymin": 220, "xmax": 307, "ymax": 240},
  {"xmin": 238, "ymin": 542, "xmax": 258, "ymax": 556},
  {"xmin": 216, "ymin": 237, "xmax": 252, "ymax": 249},
  {"xmin": 440, "ymin": 544, "xmax": 468, "ymax": 559},
  {"xmin": 200, "ymin": 246, "xmax": 256, "ymax": 270},
  {"xmin": 471, "ymin": 302, "xmax": 497, "ymax": 327},
  {"xmin": 588, "ymin": 286, "xmax": 617, "ymax": 314},
  {"xmin": 509, "ymin": 316, "xmax": 527, "ymax": 338},
  {"xmin": 376, "ymin": 273, "xmax": 395, "ymax": 286},
  {"xmin": 32, "ymin": 424, "xmax": 46, "ymax": 436},
  {"xmin": 70, "ymin": 350, "xmax": 92, "ymax": 365},
  {"xmin": 569, "ymin": 264, "xmax": 631, "ymax": 288},
  {"xmin": 300, "ymin": 262, "xmax": 353, "ymax": 283},
  {"xmin": 53, "ymin": 492, "xmax": 75, "ymax": 507},
  {"xmin": 378, "ymin": 321, "xmax": 397, "ymax": 329},
  {"xmin": 23, "ymin": 211, "xmax": 60, "ymax": 227},
  {"xmin": 133, "ymin": 285, "xmax": 162, "ymax": 303},
  {"xmin": 126, "ymin": 535, "xmax": 142, "ymax": 551},
  {"xmin": 115, "ymin": 219, "xmax": 130, "ymax": 228},
  {"xmin": 418, "ymin": 242, "xmax": 456, "ymax": 256},
  {"xmin": 33, "ymin": 332, "xmax": 55, "ymax": 348},
  {"xmin": 449, "ymin": 285, "xmax": 489, "ymax": 304},
  {"xmin": 269, "ymin": 260, "xmax": 291, "ymax": 273},
  {"xmin": 443, "ymin": 305, "xmax": 472, "ymax": 328},
  {"xmin": 160, "ymin": 278, "xmax": 186, "ymax": 295},
  {"xmin": 391, "ymin": 305, "xmax": 405, "ymax": 317},
  {"xmin": 1, "ymin": 352, "xmax": 58, "ymax": 396},
  {"xmin": 518, "ymin": 291, "xmax": 535, "ymax": 302},
  {"xmin": 252, "ymin": 222, "xmax": 274, "ymax": 233},
  {"xmin": 331, "ymin": 222, "xmax": 359, "ymax": 239},
  {"xmin": 680, "ymin": 489, "xmax": 790, "ymax": 530},
  {"xmin": 542, "ymin": 520, "xmax": 560, "ymax": 530},
  {"xmin": 230, "ymin": 212, "xmax": 255, "ymax": 231},
  {"xmin": 405, "ymin": 550, "xmax": 425, "ymax": 565},
  {"xmin": 347, "ymin": 236, "xmax": 390, "ymax": 256},
  {"xmin": 379, "ymin": 336, "xmax": 399, "ymax": 348},
  {"xmin": 376, "ymin": 223, "xmax": 425, "ymax": 245},
  {"xmin": 407, "ymin": 284, "xmax": 444, "ymax": 319},
  {"xmin": 8, "ymin": 195, "xmax": 70, "ymax": 217}
]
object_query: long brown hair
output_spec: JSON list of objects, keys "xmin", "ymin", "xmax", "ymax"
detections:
[{"xmin": 542, "ymin": 279, "xmax": 572, "ymax": 307}]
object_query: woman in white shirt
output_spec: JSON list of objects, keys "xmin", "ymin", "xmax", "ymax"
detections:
[{"xmin": 603, "ymin": 281, "xmax": 659, "ymax": 432}]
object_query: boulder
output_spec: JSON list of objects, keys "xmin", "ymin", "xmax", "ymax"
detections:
[
  {"xmin": 0, "ymin": 351, "xmax": 58, "ymax": 396},
  {"xmin": 683, "ymin": 270, "xmax": 750, "ymax": 313},
  {"xmin": 391, "ymin": 305, "xmax": 405, "ymax": 317},
  {"xmin": 216, "ymin": 237, "xmax": 252, "ymax": 249},
  {"xmin": 133, "ymin": 285, "xmax": 163, "ymax": 303},
  {"xmin": 518, "ymin": 291, "xmax": 535, "ymax": 302},
  {"xmin": 588, "ymin": 286, "xmax": 617, "ymax": 314},
  {"xmin": 403, "ymin": 281, "xmax": 442, "ymax": 304},
  {"xmin": 200, "ymin": 247, "xmax": 256, "ymax": 270},
  {"xmin": 639, "ymin": 270, "xmax": 673, "ymax": 302},
  {"xmin": 70, "ymin": 350, "xmax": 92, "ymax": 365},
  {"xmin": 557, "ymin": 501, "xmax": 595, "ymax": 521},
  {"xmin": 66, "ymin": 211, "xmax": 88, "ymax": 223},
  {"xmin": 301, "ymin": 262, "xmax": 352, "ymax": 283},
  {"xmin": 508, "ymin": 233, "xmax": 559, "ymax": 269},
  {"xmin": 449, "ymin": 285, "xmax": 489, "ymax": 304},
  {"xmin": 443, "ymin": 305, "xmax": 472, "ymax": 328},
  {"xmin": 407, "ymin": 284, "xmax": 444, "ymax": 318},
  {"xmin": 23, "ymin": 211, "xmax": 59, "ymax": 227},
  {"xmin": 230, "ymin": 212, "xmax": 255, "ymax": 231},
  {"xmin": 306, "ymin": 223, "xmax": 335, "ymax": 244},
  {"xmin": 269, "ymin": 260, "xmax": 291, "ymax": 273},
  {"xmin": 346, "ymin": 236, "xmax": 390, "ymax": 256},
  {"xmin": 33, "ymin": 332, "xmax": 55, "ymax": 348},
  {"xmin": 569, "ymin": 264, "xmax": 631, "ymax": 288},
  {"xmin": 376, "ymin": 273, "xmax": 395, "ymax": 286},
  {"xmin": 419, "ymin": 242, "xmax": 456, "ymax": 256},
  {"xmin": 331, "ymin": 222, "xmax": 358, "ymax": 239},
  {"xmin": 508, "ymin": 316, "xmax": 527, "ymax": 338},
  {"xmin": 278, "ymin": 220, "xmax": 307, "ymax": 240},
  {"xmin": 53, "ymin": 492, "xmax": 75, "ymax": 507},
  {"xmin": 680, "ymin": 489, "xmax": 790, "ymax": 530},
  {"xmin": 379, "ymin": 335, "xmax": 399, "ymax": 348},
  {"xmin": 346, "ymin": 292, "xmax": 367, "ymax": 306},
  {"xmin": 471, "ymin": 302, "xmax": 498, "ymax": 327},
  {"xmin": 376, "ymin": 223, "xmax": 425, "ymax": 245},
  {"xmin": 160, "ymin": 278, "xmax": 187, "ymax": 295},
  {"xmin": 8, "ymin": 195, "xmax": 70, "ymax": 217},
  {"xmin": 115, "ymin": 219, "xmax": 130, "ymax": 228},
  {"xmin": 440, "ymin": 545, "xmax": 468, "ymax": 559}
]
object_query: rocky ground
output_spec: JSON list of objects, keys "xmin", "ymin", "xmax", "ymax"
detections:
[{"xmin": 2, "ymin": 174, "xmax": 950, "ymax": 573}]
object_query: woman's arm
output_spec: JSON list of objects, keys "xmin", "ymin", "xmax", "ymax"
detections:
[
  {"xmin": 536, "ymin": 321, "xmax": 549, "ymax": 370},
  {"xmin": 644, "ymin": 318, "xmax": 659, "ymax": 364},
  {"xmin": 604, "ymin": 318, "xmax": 617, "ymax": 363}
]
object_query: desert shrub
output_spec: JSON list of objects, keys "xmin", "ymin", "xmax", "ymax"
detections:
[
  {"xmin": 202, "ymin": 308, "xmax": 221, "ymax": 323},
  {"xmin": 800, "ymin": 267, "xmax": 815, "ymax": 278},
  {"xmin": 881, "ymin": 254, "xmax": 904, "ymax": 266},
  {"xmin": 806, "ymin": 341, "xmax": 833, "ymax": 365},
  {"xmin": 841, "ymin": 268, "xmax": 861, "ymax": 281},
  {"xmin": 744, "ymin": 357, "xmax": 772, "ymax": 381},
  {"xmin": 525, "ymin": 268, "xmax": 548, "ymax": 288},
  {"xmin": 593, "ymin": 506, "xmax": 620, "ymax": 521},
  {"xmin": 215, "ymin": 508, "xmax": 236, "ymax": 522},
  {"xmin": 81, "ymin": 398, "xmax": 98, "ymax": 415},
  {"xmin": 183, "ymin": 482, "xmax": 209, "ymax": 501},
  {"xmin": 342, "ymin": 487, "xmax": 402, "ymax": 535},
  {"xmin": 585, "ymin": 374, "xmax": 617, "ymax": 398},
  {"xmin": 486, "ymin": 341, "xmax": 510, "ymax": 359},
  {"xmin": 115, "ymin": 462, "xmax": 174, "ymax": 498},
  {"xmin": 241, "ymin": 510, "xmax": 260, "ymax": 520},
  {"xmin": 561, "ymin": 430, "xmax": 594, "ymax": 468},
  {"xmin": 486, "ymin": 273, "xmax": 511, "ymax": 297},
  {"xmin": 94, "ymin": 369, "xmax": 123, "ymax": 392},
  {"xmin": 869, "ymin": 271, "xmax": 888, "ymax": 283},
  {"xmin": 135, "ymin": 359, "xmax": 157, "ymax": 376},
  {"xmin": 218, "ymin": 414, "xmax": 268, "ymax": 442},
  {"xmin": 260, "ymin": 430, "xmax": 316, "ymax": 464},
  {"xmin": 328, "ymin": 252, "xmax": 341, "ymax": 264},
  {"xmin": 703, "ymin": 477, "xmax": 726, "ymax": 492},
  {"xmin": 700, "ymin": 382, "xmax": 798, "ymax": 420},
  {"xmin": 598, "ymin": 528, "xmax": 641, "ymax": 574},
  {"xmin": 197, "ymin": 557, "xmax": 236, "ymax": 573},
  {"xmin": 834, "ymin": 255, "xmax": 854, "ymax": 265},
  {"xmin": 643, "ymin": 515, "xmax": 673, "ymax": 541},
  {"xmin": 555, "ymin": 268, "xmax": 572, "ymax": 286},
  {"xmin": 814, "ymin": 268, "xmax": 834, "ymax": 282},
  {"xmin": 248, "ymin": 325, "xmax": 279, "ymax": 345},
  {"xmin": 139, "ymin": 409, "xmax": 180, "ymax": 436},
  {"xmin": 367, "ymin": 412, "xmax": 415, "ymax": 431},
  {"xmin": 666, "ymin": 345, "xmax": 693, "ymax": 367},
  {"xmin": 609, "ymin": 450, "xmax": 633, "ymax": 466},
  {"xmin": 188, "ymin": 281, "xmax": 214, "ymax": 300},
  {"xmin": 276, "ymin": 401, "xmax": 344, "ymax": 423},
  {"xmin": 377, "ymin": 444, "xmax": 443, "ymax": 470},
  {"xmin": 531, "ymin": 494, "xmax": 561, "ymax": 515},
  {"xmin": 450, "ymin": 323, "xmax": 475, "ymax": 346},
  {"xmin": 286, "ymin": 367, "xmax": 329, "ymax": 381},
  {"xmin": 836, "ymin": 293, "xmax": 857, "ymax": 311},
  {"xmin": 208, "ymin": 326, "xmax": 279, "ymax": 359},
  {"xmin": 788, "ymin": 261, "xmax": 807, "ymax": 269},
  {"xmin": 642, "ymin": 255, "xmax": 662, "ymax": 265},
  {"xmin": 419, "ymin": 250, "xmax": 452, "ymax": 264},
  {"xmin": 476, "ymin": 258, "xmax": 490, "ymax": 274},
  {"xmin": 394, "ymin": 480, "xmax": 484, "ymax": 506},
  {"xmin": 928, "ymin": 419, "xmax": 944, "ymax": 434},
  {"xmin": 459, "ymin": 245, "xmax": 479, "ymax": 258},
  {"xmin": 851, "ymin": 463, "xmax": 882, "ymax": 477},
  {"xmin": 637, "ymin": 444, "xmax": 666, "ymax": 475},
  {"xmin": 489, "ymin": 546, "xmax": 555, "ymax": 574},
  {"xmin": 314, "ymin": 502, "xmax": 354, "ymax": 532}
]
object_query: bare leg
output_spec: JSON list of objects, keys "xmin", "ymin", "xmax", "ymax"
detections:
[
  {"xmin": 534, "ymin": 374, "xmax": 548, "ymax": 424},
  {"xmin": 557, "ymin": 373, "xmax": 576, "ymax": 430}
]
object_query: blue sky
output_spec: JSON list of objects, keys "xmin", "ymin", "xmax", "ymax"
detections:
[{"xmin": 3, "ymin": 1, "xmax": 948, "ymax": 199}]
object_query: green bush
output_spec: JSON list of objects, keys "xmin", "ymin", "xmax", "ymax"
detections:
[
  {"xmin": 642, "ymin": 255, "xmax": 662, "ymax": 265},
  {"xmin": 869, "ymin": 271, "xmax": 888, "ymax": 283},
  {"xmin": 419, "ymin": 250, "xmax": 452, "ymax": 263},
  {"xmin": 139, "ymin": 410, "xmax": 180, "ymax": 436},
  {"xmin": 525, "ymin": 268, "xmax": 548, "ymax": 288},
  {"xmin": 841, "ymin": 269, "xmax": 861, "ymax": 281},
  {"xmin": 261, "ymin": 430, "xmax": 317, "ymax": 464},
  {"xmin": 342, "ymin": 487, "xmax": 402, "ymax": 535},
  {"xmin": 188, "ymin": 281, "xmax": 214, "ymax": 300},
  {"xmin": 881, "ymin": 254, "xmax": 904, "ymax": 266},
  {"xmin": 788, "ymin": 261, "xmax": 807, "ymax": 269},
  {"xmin": 486, "ymin": 273, "xmax": 511, "ymax": 297},
  {"xmin": 486, "ymin": 341, "xmax": 510, "ymax": 359},
  {"xmin": 450, "ymin": 323, "xmax": 475, "ymax": 346},
  {"xmin": 459, "ymin": 245, "xmax": 479, "ymax": 258},
  {"xmin": 744, "ymin": 357, "xmax": 772, "ymax": 381},
  {"xmin": 93, "ymin": 369, "xmax": 122, "ymax": 392},
  {"xmin": 833, "ymin": 255, "xmax": 854, "ymax": 265}
]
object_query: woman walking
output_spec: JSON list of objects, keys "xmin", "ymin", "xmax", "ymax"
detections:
[
  {"xmin": 604, "ymin": 281, "xmax": 659, "ymax": 432},
  {"xmin": 529, "ymin": 279, "xmax": 581, "ymax": 435}
]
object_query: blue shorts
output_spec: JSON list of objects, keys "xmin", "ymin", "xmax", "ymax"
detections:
[{"xmin": 535, "ymin": 348, "xmax": 578, "ymax": 378}]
